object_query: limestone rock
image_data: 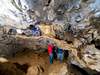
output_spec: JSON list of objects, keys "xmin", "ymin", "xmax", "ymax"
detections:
[
  {"xmin": 73, "ymin": 39, "xmax": 82, "ymax": 48},
  {"xmin": 48, "ymin": 63, "xmax": 68, "ymax": 75},
  {"xmin": 39, "ymin": 24, "xmax": 55, "ymax": 37},
  {"xmin": 0, "ymin": 62, "xmax": 26, "ymax": 75},
  {"xmin": 82, "ymin": 45, "xmax": 100, "ymax": 72},
  {"xmin": 0, "ymin": 57, "xmax": 8, "ymax": 63},
  {"xmin": 27, "ymin": 65, "xmax": 44, "ymax": 75},
  {"xmin": 0, "ymin": 0, "xmax": 100, "ymax": 75},
  {"xmin": 27, "ymin": 66, "xmax": 39, "ymax": 75},
  {"xmin": 0, "ymin": 27, "xmax": 23, "ymax": 57}
]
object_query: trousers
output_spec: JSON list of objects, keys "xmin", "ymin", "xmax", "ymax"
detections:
[
  {"xmin": 57, "ymin": 52, "xmax": 64, "ymax": 62},
  {"xmin": 49, "ymin": 53, "xmax": 53, "ymax": 64}
]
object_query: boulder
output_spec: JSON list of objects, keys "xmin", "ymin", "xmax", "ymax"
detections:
[
  {"xmin": 0, "ymin": 62, "xmax": 26, "ymax": 75},
  {"xmin": 48, "ymin": 63, "xmax": 68, "ymax": 75},
  {"xmin": 39, "ymin": 23, "xmax": 55, "ymax": 37},
  {"xmin": 82, "ymin": 45, "xmax": 100, "ymax": 72}
]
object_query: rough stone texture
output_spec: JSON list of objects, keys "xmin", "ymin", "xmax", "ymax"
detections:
[
  {"xmin": 27, "ymin": 66, "xmax": 39, "ymax": 75},
  {"xmin": 0, "ymin": 0, "xmax": 100, "ymax": 75},
  {"xmin": 0, "ymin": 62, "xmax": 26, "ymax": 75},
  {"xmin": 0, "ymin": 26, "xmax": 23, "ymax": 57},
  {"xmin": 0, "ymin": 22, "xmax": 100, "ymax": 75},
  {"xmin": 48, "ymin": 63, "xmax": 68, "ymax": 75},
  {"xmin": 82, "ymin": 45, "xmax": 100, "ymax": 72},
  {"xmin": 15, "ymin": 35, "xmax": 75, "ymax": 52}
]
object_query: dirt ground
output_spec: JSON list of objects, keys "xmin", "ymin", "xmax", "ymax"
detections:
[{"xmin": 8, "ymin": 50, "xmax": 67, "ymax": 75}]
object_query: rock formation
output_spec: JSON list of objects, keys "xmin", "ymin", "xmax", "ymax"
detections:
[{"xmin": 0, "ymin": 0, "xmax": 100, "ymax": 75}]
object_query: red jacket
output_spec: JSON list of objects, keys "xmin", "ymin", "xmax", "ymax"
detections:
[{"xmin": 48, "ymin": 44, "xmax": 53, "ymax": 55}]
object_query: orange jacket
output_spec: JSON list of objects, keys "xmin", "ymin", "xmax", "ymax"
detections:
[{"xmin": 48, "ymin": 44, "xmax": 53, "ymax": 55}]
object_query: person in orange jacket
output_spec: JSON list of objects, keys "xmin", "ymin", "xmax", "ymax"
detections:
[{"xmin": 48, "ymin": 44, "xmax": 54, "ymax": 64}]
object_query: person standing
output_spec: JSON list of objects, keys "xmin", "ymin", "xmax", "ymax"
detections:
[
  {"xmin": 57, "ymin": 48, "xmax": 64, "ymax": 63},
  {"xmin": 53, "ymin": 46, "xmax": 58, "ymax": 60},
  {"xmin": 48, "ymin": 44, "xmax": 54, "ymax": 64}
]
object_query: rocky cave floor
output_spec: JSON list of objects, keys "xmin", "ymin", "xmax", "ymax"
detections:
[
  {"xmin": 11, "ymin": 50, "xmax": 69, "ymax": 75},
  {"xmin": 0, "ymin": 49, "xmax": 99, "ymax": 75},
  {"xmin": 0, "ymin": 50, "xmax": 74, "ymax": 75}
]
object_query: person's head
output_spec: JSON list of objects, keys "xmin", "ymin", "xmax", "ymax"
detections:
[{"xmin": 47, "ymin": 40, "xmax": 50, "ymax": 44}]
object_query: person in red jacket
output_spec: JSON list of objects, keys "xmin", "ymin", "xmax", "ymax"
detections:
[{"xmin": 48, "ymin": 44, "xmax": 54, "ymax": 64}]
